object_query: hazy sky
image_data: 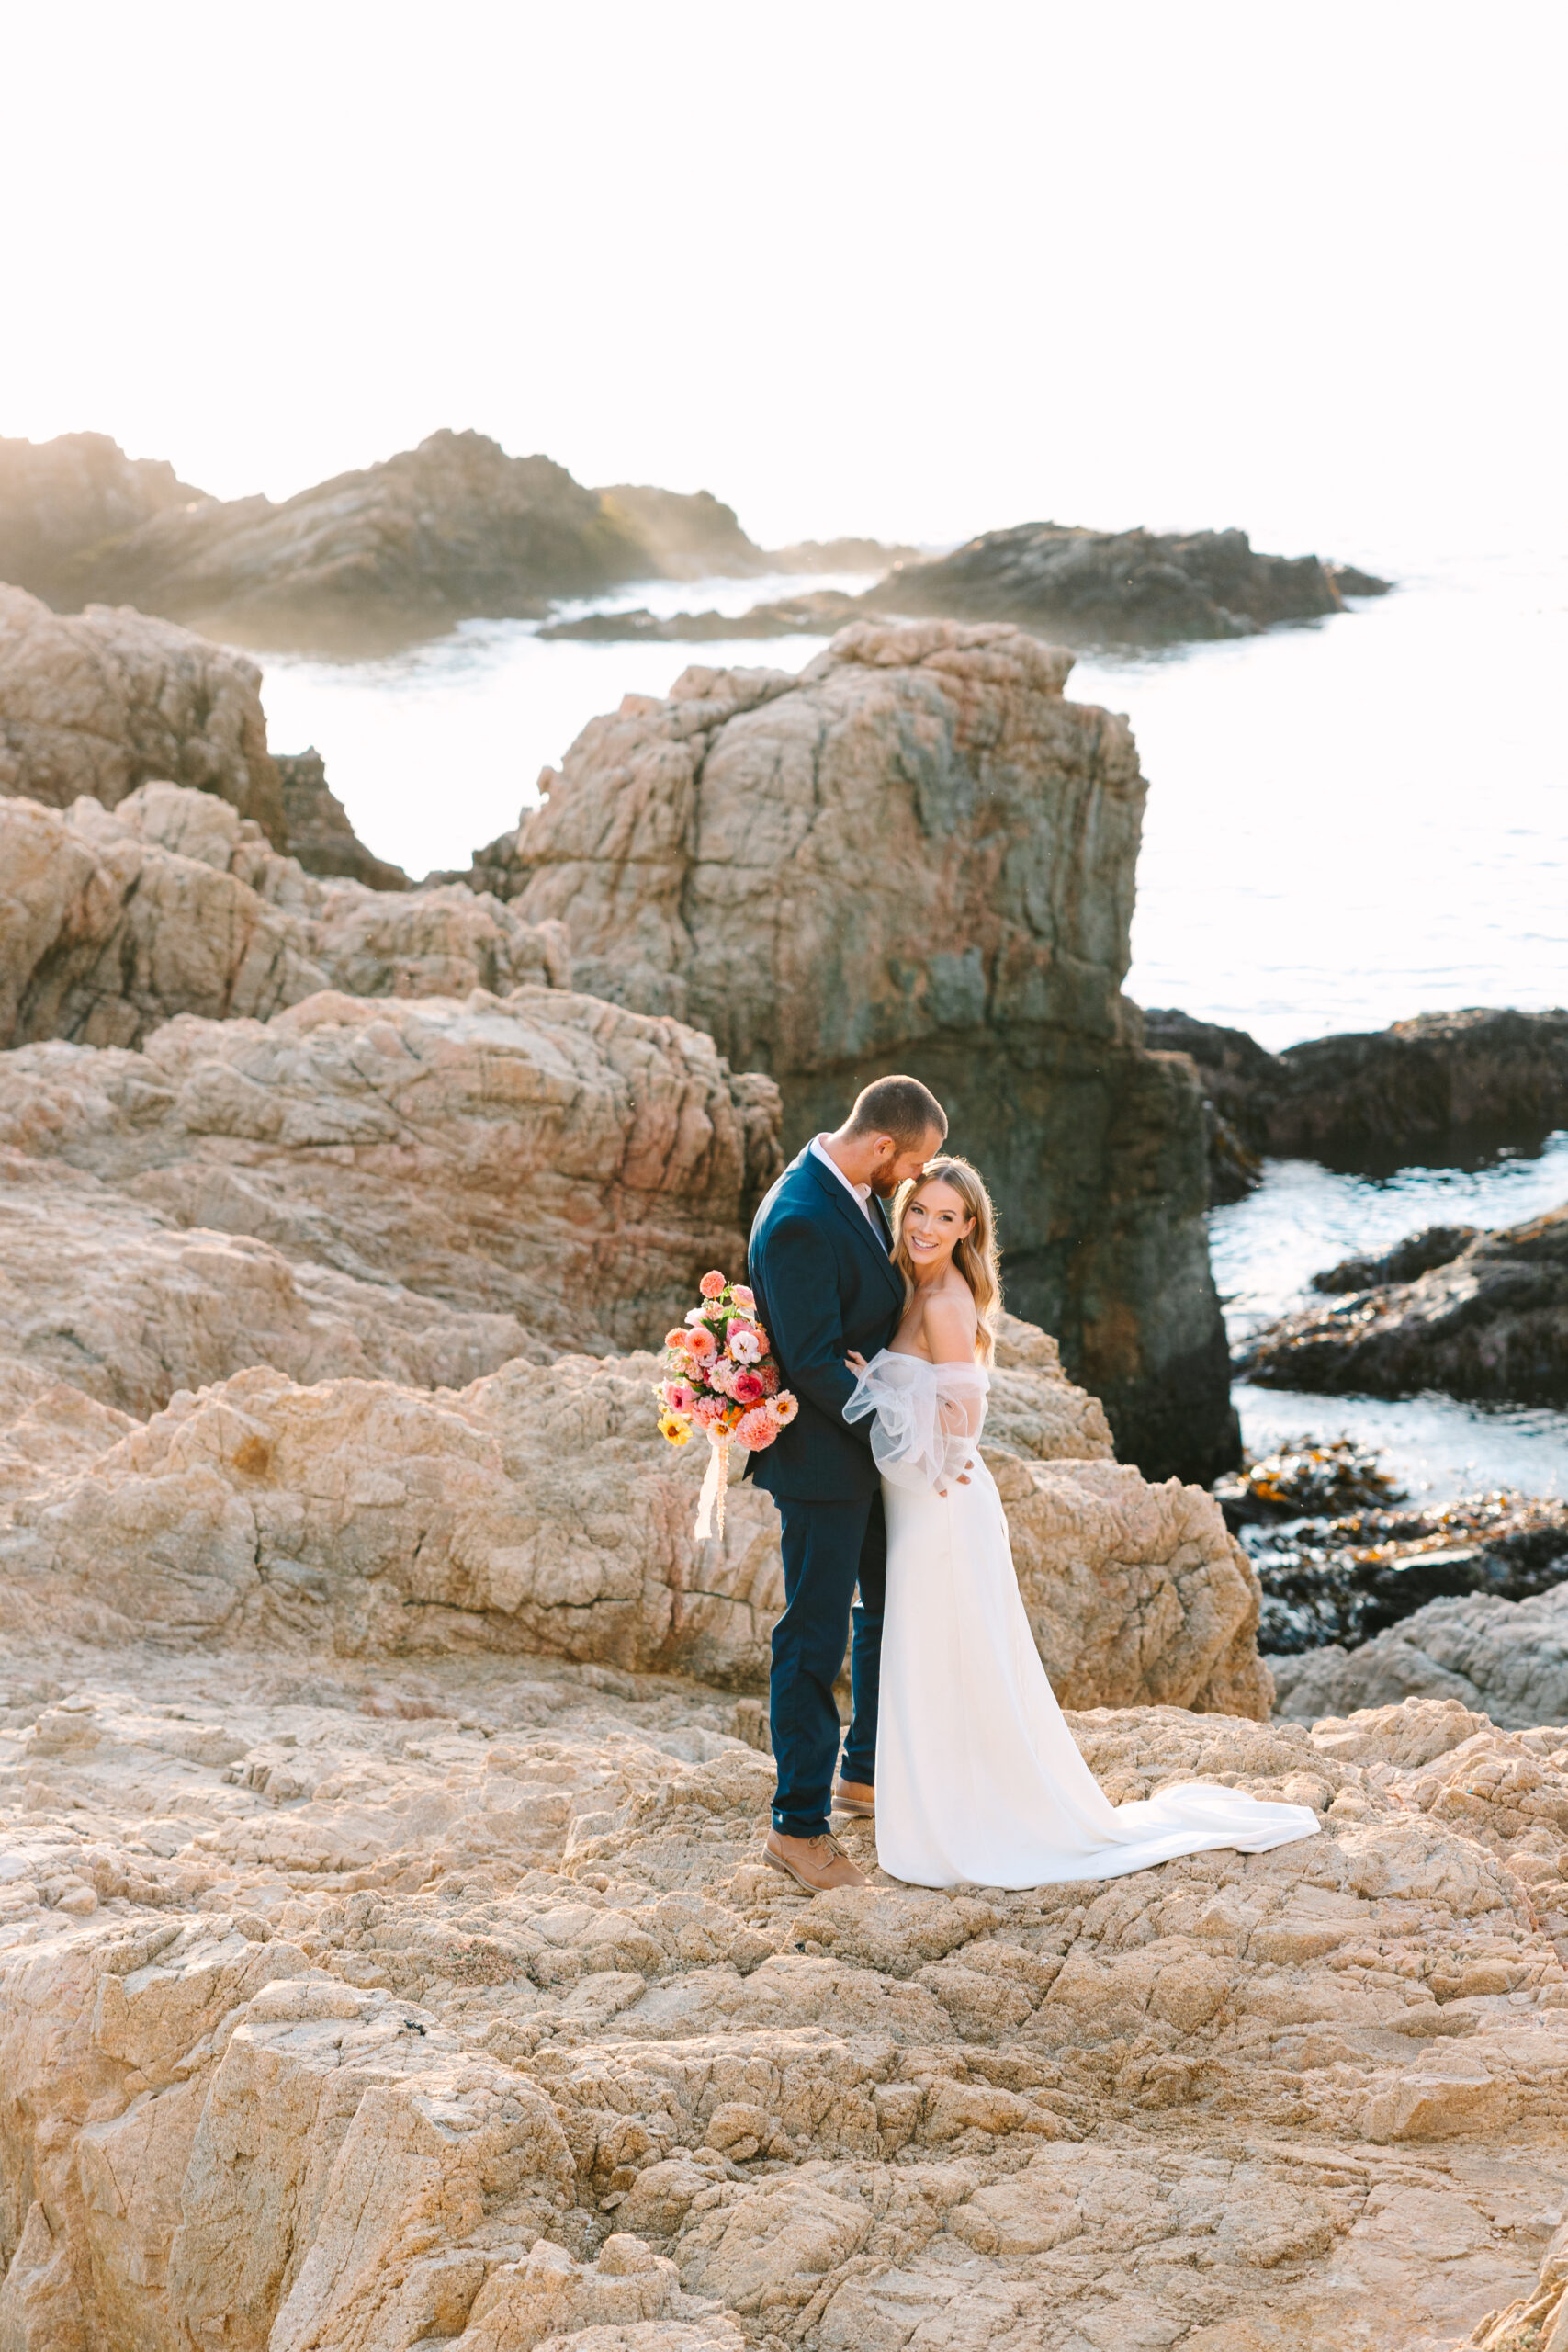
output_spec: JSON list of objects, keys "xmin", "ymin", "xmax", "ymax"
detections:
[{"xmin": 6, "ymin": 1, "xmax": 1563, "ymax": 560}]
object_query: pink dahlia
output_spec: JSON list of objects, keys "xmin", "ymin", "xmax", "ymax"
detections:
[
  {"xmin": 692, "ymin": 1394, "xmax": 728, "ymax": 1430},
  {"xmin": 735, "ymin": 1407, "xmax": 777, "ymax": 1450}
]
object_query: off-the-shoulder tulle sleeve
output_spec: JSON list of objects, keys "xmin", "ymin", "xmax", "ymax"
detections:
[{"xmin": 842, "ymin": 1351, "xmax": 988, "ymax": 1491}]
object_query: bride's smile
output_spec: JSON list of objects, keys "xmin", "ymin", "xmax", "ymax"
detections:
[{"xmin": 900, "ymin": 1179, "xmax": 974, "ymax": 1272}]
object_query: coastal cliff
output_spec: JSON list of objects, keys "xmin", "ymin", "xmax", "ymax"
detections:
[{"xmin": 472, "ymin": 620, "xmax": 1236, "ymax": 1482}]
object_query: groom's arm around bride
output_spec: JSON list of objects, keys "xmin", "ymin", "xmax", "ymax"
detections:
[{"xmin": 746, "ymin": 1076, "xmax": 947, "ymax": 1894}]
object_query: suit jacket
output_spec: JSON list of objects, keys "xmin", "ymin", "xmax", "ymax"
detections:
[{"xmin": 746, "ymin": 1146, "xmax": 906, "ymax": 1503}]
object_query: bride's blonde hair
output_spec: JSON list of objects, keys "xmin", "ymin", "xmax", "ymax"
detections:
[{"xmin": 891, "ymin": 1156, "xmax": 1002, "ymax": 1363}]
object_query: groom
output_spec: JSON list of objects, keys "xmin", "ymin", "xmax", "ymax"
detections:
[{"xmin": 747, "ymin": 1074, "xmax": 949, "ymax": 1894}]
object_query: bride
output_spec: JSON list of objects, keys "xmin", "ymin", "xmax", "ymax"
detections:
[{"xmin": 843, "ymin": 1157, "xmax": 1319, "ymax": 1891}]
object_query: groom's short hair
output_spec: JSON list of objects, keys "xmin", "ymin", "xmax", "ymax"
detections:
[{"xmin": 845, "ymin": 1075, "xmax": 947, "ymax": 1148}]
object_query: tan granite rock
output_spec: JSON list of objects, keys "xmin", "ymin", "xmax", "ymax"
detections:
[
  {"xmin": 0, "ymin": 582, "xmax": 284, "ymax": 835},
  {"xmin": 0, "ymin": 784, "xmax": 568, "ymax": 1048},
  {"xmin": 3, "ymin": 1665, "xmax": 1567, "ymax": 2352},
  {"xmin": 479, "ymin": 623, "xmax": 1235, "ymax": 1483},
  {"xmin": 0, "ymin": 978, "xmax": 782, "ymax": 1365},
  {"xmin": 0, "ymin": 1311, "xmax": 1149, "ymax": 1691}
]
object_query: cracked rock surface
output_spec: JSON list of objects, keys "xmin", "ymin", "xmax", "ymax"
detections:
[
  {"xmin": 4, "ymin": 1657, "xmax": 1568, "ymax": 2352},
  {"xmin": 1, "ymin": 783, "xmax": 569, "ymax": 1050},
  {"xmin": 0, "ymin": 963, "xmax": 781, "ymax": 1367},
  {"xmin": 462, "ymin": 621, "xmax": 1235, "ymax": 1482},
  {"xmin": 0, "ymin": 585, "xmax": 284, "ymax": 838}
]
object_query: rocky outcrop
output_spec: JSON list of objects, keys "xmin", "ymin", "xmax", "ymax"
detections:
[
  {"xmin": 66, "ymin": 432, "xmax": 655, "ymax": 653},
  {"xmin": 1240, "ymin": 1205, "xmax": 1568, "ymax": 1405},
  {"xmin": 0, "ymin": 430, "xmax": 203, "ymax": 605},
  {"xmin": 4, "ymin": 1658, "xmax": 1568, "ymax": 2352},
  {"xmin": 1264, "ymin": 1008, "xmax": 1568, "ymax": 1165},
  {"xmin": 0, "ymin": 784, "xmax": 567, "ymax": 1049},
  {"xmin": 1270, "ymin": 1583, "xmax": 1568, "ymax": 1729},
  {"xmin": 471, "ymin": 621, "xmax": 1235, "ymax": 1481},
  {"xmin": 273, "ymin": 746, "xmax": 411, "ymax": 889},
  {"xmin": 540, "ymin": 590, "xmax": 867, "ymax": 643},
  {"xmin": 0, "ymin": 583, "xmax": 285, "ymax": 837},
  {"xmin": 0, "ymin": 1076, "xmax": 1268, "ymax": 1702},
  {"xmin": 0, "ymin": 977, "xmax": 781, "ymax": 1363},
  {"xmin": 595, "ymin": 486, "xmax": 770, "ymax": 579},
  {"xmin": 1312, "ymin": 1224, "xmax": 1482, "ymax": 1293},
  {"xmin": 870, "ymin": 523, "xmax": 1388, "ymax": 645},
  {"xmin": 0, "ymin": 1325, "xmax": 1276, "ymax": 1713},
  {"xmin": 1147, "ymin": 1005, "xmax": 1568, "ymax": 1175}
]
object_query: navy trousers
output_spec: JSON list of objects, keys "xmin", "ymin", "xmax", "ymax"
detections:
[{"xmin": 769, "ymin": 1487, "xmax": 886, "ymax": 1838}]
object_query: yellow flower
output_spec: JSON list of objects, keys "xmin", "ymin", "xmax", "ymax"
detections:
[{"xmin": 659, "ymin": 1411, "xmax": 692, "ymax": 1445}]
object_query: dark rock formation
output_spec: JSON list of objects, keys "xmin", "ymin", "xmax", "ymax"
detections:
[
  {"xmin": 1229, "ymin": 1476, "xmax": 1568, "ymax": 1654},
  {"xmin": 869, "ymin": 523, "xmax": 1388, "ymax": 645},
  {"xmin": 26, "ymin": 432, "xmax": 653, "ymax": 653},
  {"xmin": 1261, "ymin": 1008, "xmax": 1568, "ymax": 1165},
  {"xmin": 1214, "ymin": 1436, "xmax": 1404, "ymax": 1525},
  {"xmin": 0, "ymin": 432, "xmax": 205, "ymax": 607},
  {"xmin": 1311, "ymin": 1225, "xmax": 1480, "ymax": 1294},
  {"xmin": 272, "ymin": 747, "xmax": 410, "ymax": 891},
  {"xmin": 0, "ymin": 583, "xmax": 285, "ymax": 842},
  {"xmin": 539, "ymin": 590, "xmax": 866, "ymax": 643},
  {"xmin": 1329, "ymin": 564, "xmax": 1391, "ymax": 598},
  {"xmin": 1148, "ymin": 1005, "xmax": 1568, "ymax": 1183},
  {"xmin": 467, "ymin": 620, "xmax": 1239, "ymax": 1483},
  {"xmin": 1141, "ymin": 1008, "xmax": 1279, "ymax": 1199},
  {"xmin": 1240, "ymin": 1204, "xmax": 1568, "ymax": 1403}
]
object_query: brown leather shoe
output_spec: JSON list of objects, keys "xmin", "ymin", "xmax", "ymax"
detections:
[
  {"xmin": 763, "ymin": 1829, "xmax": 868, "ymax": 1893},
  {"xmin": 833, "ymin": 1779, "xmax": 875, "ymax": 1818}
]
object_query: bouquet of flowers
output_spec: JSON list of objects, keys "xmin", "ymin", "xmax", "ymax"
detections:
[{"xmin": 655, "ymin": 1271, "xmax": 798, "ymax": 1539}]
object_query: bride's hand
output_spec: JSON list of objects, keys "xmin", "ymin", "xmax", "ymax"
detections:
[{"xmin": 844, "ymin": 1350, "xmax": 868, "ymax": 1374}]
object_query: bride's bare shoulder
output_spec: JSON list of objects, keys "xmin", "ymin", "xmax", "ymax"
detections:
[{"xmin": 920, "ymin": 1278, "xmax": 979, "ymax": 1363}]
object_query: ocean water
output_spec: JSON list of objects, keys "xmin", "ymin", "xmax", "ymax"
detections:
[
  {"xmin": 1213, "ymin": 1136, "xmax": 1568, "ymax": 1502},
  {"xmin": 254, "ymin": 553, "xmax": 1567, "ymax": 1501}
]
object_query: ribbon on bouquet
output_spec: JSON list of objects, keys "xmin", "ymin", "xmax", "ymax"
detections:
[{"xmin": 694, "ymin": 1431, "xmax": 729, "ymax": 1542}]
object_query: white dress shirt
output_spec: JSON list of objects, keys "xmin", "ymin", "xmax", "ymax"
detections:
[{"xmin": 811, "ymin": 1133, "xmax": 880, "ymax": 1228}]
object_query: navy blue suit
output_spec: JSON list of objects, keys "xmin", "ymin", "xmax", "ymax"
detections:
[{"xmin": 748, "ymin": 1147, "xmax": 906, "ymax": 1837}]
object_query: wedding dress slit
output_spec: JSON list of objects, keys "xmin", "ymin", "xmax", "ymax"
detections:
[{"xmin": 845, "ymin": 1351, "xmax": 1318, "ymax": 1891}]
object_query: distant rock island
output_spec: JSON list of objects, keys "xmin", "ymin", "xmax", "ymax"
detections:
[
  {"xmin": 871, "ymin": 522, "xmax": 1388, "ymax": 641},
  {"xmin": 0, "ymin": 428, "xmax": 1382, "ymax": 654},
  {"xmin": 551, "ymin": 526, "xmax": 1390, "ymax": 650},
  {"xmin": 0, "ymin": 430, "xmax": 915, "ymax": 655}
]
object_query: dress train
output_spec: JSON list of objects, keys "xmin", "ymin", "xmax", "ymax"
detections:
[{"xmin": 845, "ymin": 1350, "xmax": 1319, "ymax": 1891}]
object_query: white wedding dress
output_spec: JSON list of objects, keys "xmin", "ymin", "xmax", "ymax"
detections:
[{"xmin": 845, "ymin": 1351, "xmax": 1319, "ymax": 1891}]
